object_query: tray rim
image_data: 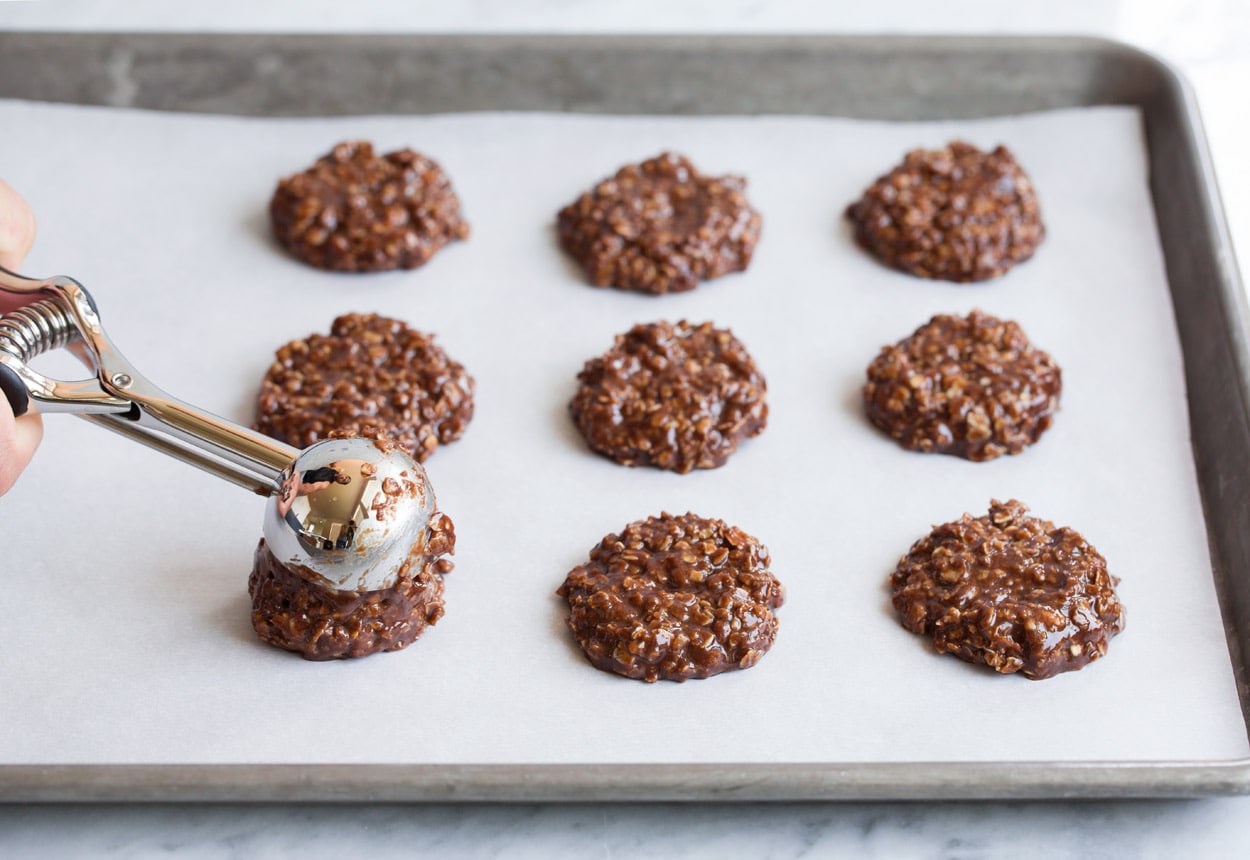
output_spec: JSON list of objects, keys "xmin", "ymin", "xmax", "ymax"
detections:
[
  {"xmin": 1, "ymin": 30, "xmax": 1248, "ymax": 801},
  {"xmin": 4, "ymin": 759, "xmax": 1250, "ymax": 802}
]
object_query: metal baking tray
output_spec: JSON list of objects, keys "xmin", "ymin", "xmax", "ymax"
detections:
[{"xmin": 0, "ymin": 33, "xmax": 1247, "ymax": 802}]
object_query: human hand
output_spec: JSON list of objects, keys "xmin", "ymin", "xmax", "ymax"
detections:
[{"xmin": 0, "ymin": 178, "xmax": 41, "ymax": 494}]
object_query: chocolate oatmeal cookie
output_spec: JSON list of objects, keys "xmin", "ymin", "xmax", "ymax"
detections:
[
  {"xmin": 254, "ymin": 313, "xmax": 474, "ymax": 463},
  {"xmin": 846, "ymin": 141, "xmax": 1044, "ymax": 282},
  {"xmin": 269, "ymin": 141, "xmax": 468, "ymax": 272},
  {"xmin": 570, "ymin": 320, "xmax": 767, "ymax": 473},
  {"xmin": 557, "ymin": 512, "xmax": 785, "ymax": 682},
  {"xmin": 890, "ymin": 500, "xmax": 1123, "ymax": 680},
  {"xmin": 863, "ymin": 310, "xmax": 1060, "ymax": 461},
  {"xmin": 557, "ymin": 152, "xmax": 763, "ymax": 295},
  {"xmin": 249, "ymin": 510, "xmax": 456, "ymax": 660}
]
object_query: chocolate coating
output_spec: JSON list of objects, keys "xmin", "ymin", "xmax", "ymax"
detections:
[
  {"xmin": 249, "ymin": 511, "xmax": 456, "ymax": 661},
  {"xmin": 254, "ymin": 313, "xmax": 474, "ymax": 463},
  {"xmin": 557, "ymin": 512, "xmax": 785, "ymax": 682},
  {"xmin": 570, "ymin": 320, "xmax": 768, "ymax": 473},
  {"xmin": 891, "ymin": 500, "xmax": 1124, "ymax": 680},
  {"xmin": 846, "ymin": 141, "xmax": 1044, "ymax": 282},
  {"xmin": 557, "ymin": 152, "xmax": 762, "ymax": 295},
  {"xmin": 269, "ymin": 140, "xmax": 468, "ymax": 272},
  {"xmin": 863, "ymin": 309, "xmax": 1061, "ymax": 461}
]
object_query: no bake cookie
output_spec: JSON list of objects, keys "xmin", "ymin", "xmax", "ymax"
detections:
[
  {"xmin": 890, "ymin": 500, "xmax": 1123, "ymax": 680},
  {"xmin": 249, "ymin": 509, "xmax": 456, "ymax": 661},
  {"xmin": 254, "ymin": 313, "xmax": 474, "ymax": 463},
  {"xmin": 270, "ymin": 140, "xmax": 468, "ymax": 272},
  {"xmin": 557, "ymin": 512, "xmax": 785, "ymax": 682},
  {"xmin": 557, "ymin": 152, "xmax": 762, "ymax": 294},
  {"xmin": 846, "ymin": 141, "xmax": 1044, "ymax": 282},
  {"xmin": 570, "ymin": 320, "xmax": 767, "ymax": 473},
  {"xmin": 863, "ymin": 309, "xmax": 1060, "ymax": 461}
]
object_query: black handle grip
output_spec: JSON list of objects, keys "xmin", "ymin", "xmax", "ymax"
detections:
[{"xmin": 0, "ymin": 363, "xmax": 29, "ymax": 417}]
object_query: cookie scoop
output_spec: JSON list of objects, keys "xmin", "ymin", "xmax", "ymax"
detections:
[{"xmin": 0, "ymin": 265, "xmax": 438, "ymax": 594}]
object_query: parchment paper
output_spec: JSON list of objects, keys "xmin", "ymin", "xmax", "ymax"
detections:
[{"xmin": 0, "ymin": 101, "xmax": 1244, "ymax": 765}]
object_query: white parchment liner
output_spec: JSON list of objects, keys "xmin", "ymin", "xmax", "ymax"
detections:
[{"xmin": 1, "ymin": 102, "xmax": 1243, "ymax": 765}]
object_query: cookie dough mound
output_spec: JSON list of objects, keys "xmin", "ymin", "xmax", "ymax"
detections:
[
  {"xmin": 890, "ymin": 500, "xmax": 1124, "ymax": 680},
  {"xmin": 557, "ymin": 512, "xmax": 785, "ymax": 682},
  {"xmin": 863, "ymin": 309, "xmax": 1060, "ymax": 461},
  {"xmin": 557, "ymin": 152, "xmax": 763, "ymax": 295},
  {"xmin": 269, "ymin": 140, "xmax": 469, "ymax": 272},
  {"xmin": 254, "ymin": 313, "xmax": 474, "ymax": 463},
  {"xmin": 570, "ymin": 320, "xmax": 767, "ymax": 473},
  {"xmin": 249, "ymin": 511, "xmax": 456, "ymax": 661},
  {"xmin": 846, "ymin": 141, "xmax": 1044, "ymax": 282}
]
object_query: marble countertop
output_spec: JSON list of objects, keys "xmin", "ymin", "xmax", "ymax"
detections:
[{"xmin": 1, "ymin": 1, "xmax": 1248, "ymax": 856}]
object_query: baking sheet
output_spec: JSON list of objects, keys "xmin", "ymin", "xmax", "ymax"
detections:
[{"xmin": 0, "ymin": 101, "xmax": 1244, "ymax": 766}]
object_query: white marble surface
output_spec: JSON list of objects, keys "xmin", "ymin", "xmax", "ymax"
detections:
[
  {"xmin": 1, "ymin": 0, "xmax": 1249, "ymax": 856},
  {"xmin": 2, "ymin": 799, "xmax": 1249, "ymax": 858}
]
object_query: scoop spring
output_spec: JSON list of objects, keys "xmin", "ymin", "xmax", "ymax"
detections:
[{"xmin": 0, "ymin": 298, "xmax": 77, "ymax": 363}]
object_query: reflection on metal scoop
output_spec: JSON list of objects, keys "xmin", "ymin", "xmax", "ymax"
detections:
[
  {"xmin": 0, "ymin": 266, "xmax": 436, "ymax": 593},
  {"xmin": 264, "ymin": 437, "xmax": 435, "ymax": 593}
]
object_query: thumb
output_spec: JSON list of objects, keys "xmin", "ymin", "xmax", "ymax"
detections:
[
  {"xmin": 0, "ymin": 177, "xmax": 36, "ymax": 273},
  {"xmin": 0, "ymin": 397, "xmax": 42, "ymax": 495},
  {"xmin": 0, "ymin": 176, "xmax": 42, "ymax": 494}
]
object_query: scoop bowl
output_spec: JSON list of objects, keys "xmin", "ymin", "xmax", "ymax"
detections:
[{"xmin": 262, "ymin": 436, "xmax": 436, "ymax": 593}]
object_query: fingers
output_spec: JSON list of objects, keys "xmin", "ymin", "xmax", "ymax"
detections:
[
  {"xmin": 0, "ymin": 176, "xmax": 41, "ymax": 493},
  {"xmin": 0, "ymin": 397, "xmax": 42, "ymax": 495},
  {"xmin": 0, "ymin": 177, "xmax": 36, "ymax": 272}
]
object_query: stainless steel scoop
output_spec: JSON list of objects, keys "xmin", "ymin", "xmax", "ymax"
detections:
[{"xmin": 0, "ymin": 265, "xmax": 435, "ymax": 593}]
